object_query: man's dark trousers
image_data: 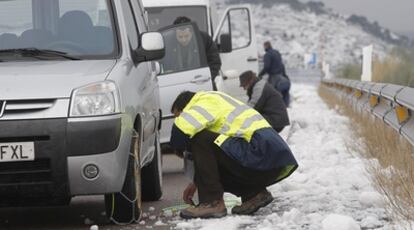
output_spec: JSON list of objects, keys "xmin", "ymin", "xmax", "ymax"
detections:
[{"xmin": 190, "ymin": 130, "xmax": 281, "ymax": 203}]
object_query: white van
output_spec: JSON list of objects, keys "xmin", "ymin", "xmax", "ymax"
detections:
[
  {"xmin": 142, "ymin": 0, "xmax": 259, "ymax": 146},
  {"xmin": 0, "ymin": 0, "xmax": 165, "ymax": 224}
]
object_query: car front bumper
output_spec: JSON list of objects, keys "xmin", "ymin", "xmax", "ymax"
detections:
[{"xmin": 0, "ymin": 114, "xmax": 130, "ymax": 206}]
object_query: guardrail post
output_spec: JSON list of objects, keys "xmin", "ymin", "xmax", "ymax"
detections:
[
  {"xmin": 322, "ymin": 61, "xmax": 331, "ymax": 79},
  {"xmin": 361, "ymin": 45, "xmax": 373, "ymax": 82}
]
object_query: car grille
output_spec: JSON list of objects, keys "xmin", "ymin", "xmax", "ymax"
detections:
[
  {"xmin": 0, "ymin": 159, "xmax": 52, "ymax": 185},
  {"xmin": 0, "ymin": 99, "xmax": 56, "ymax": 117}
]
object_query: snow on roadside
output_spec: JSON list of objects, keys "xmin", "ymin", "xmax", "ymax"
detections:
[{"xmin": 173, "ymin": 84, "xmax": 394, "ymax": 229}]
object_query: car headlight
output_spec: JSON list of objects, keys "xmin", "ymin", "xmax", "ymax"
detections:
[{"xmin": 70, "ymin": 81, "xmax": 120, "ymax": 117}]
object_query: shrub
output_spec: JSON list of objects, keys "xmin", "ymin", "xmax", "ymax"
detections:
[{"xmin": 336, "ymin": 47, "xmax": 414, "ymax": 87}]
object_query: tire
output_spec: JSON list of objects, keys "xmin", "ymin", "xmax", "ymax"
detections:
[
  {"xmin": 105, "ymin": 134, "xmax": 142, "ymax": 224},
  {"xmin": 141, "ymin": 132, "xmax": 163, "ymax": 201}
]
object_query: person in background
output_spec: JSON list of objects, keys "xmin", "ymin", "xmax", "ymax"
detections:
[
  {"xmin": 170, "ymin": 91, "xmax": 298, "ymax": 219},
  {"xmin": 280, "ymin": 63, "xmax": 291, "ymax": 106},
  {"xmin": 239, "ymin": 70, "xmax": 290, "ymax": 133},
  {"xmin": 259, "ymin": 41, "xmax": 290, "ymax": 106},
  {"xmin": 173, "ymin": 16, "xmax": 222, "ymax": 90}
]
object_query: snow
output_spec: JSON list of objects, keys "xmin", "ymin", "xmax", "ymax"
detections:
[
  {"xmin": 83, "ymin": 218, "xmax": 94, "ymax": 225},
  {"xmin": 358, "ymin": 192, "xmax": 385, "ymax": 208},
  {"xmin": 172, "ymin": 83, "xmax": 396, "ymax": 229},
  {"xmin": 390, "ymin": 32, "xmax": 400, "ymax": 40},
  {"xmin": 322, "ymin": 214, "xmax": 360, "ymax": 230},
  {"xmin": 360, "ymin": 215, "xmax": 383, "ymax": 229},
  {"xmin": 176, "ymin": 216, "xmax": 255, "ymax": 230},
  {"xmin": 154, "ymin": 220, "xmax": 167, "ymax": 226},
  {"xmin": 214, "ymin": 1, "xmax": 394, "ymax": 69},
  {"xmin": 250, "ymin": 4, "xmax": 392, "ymax": 69}
]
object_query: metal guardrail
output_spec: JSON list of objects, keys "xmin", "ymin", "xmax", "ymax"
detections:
[{"xmin": 322, "ymin": 78, "xmax": 414, "ymax": 146}]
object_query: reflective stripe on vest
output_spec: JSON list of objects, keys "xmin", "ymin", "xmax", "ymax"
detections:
[
  {"xmin": 191, "ymin": 105, "xmax": 214, "ymax": 123},
  {"xmin": 210, "ymin": 92, "xmax": 252, "ymax": 134},
  {"xmin": 235, "ymin": 114, "xmax": 265, "ymax": 137},
  {"xmin": 181, "ymin": 112, "xmax": 203, "ymax": 131}
]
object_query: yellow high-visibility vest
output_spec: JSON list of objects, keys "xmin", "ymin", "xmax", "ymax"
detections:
[{"xmin": 174, "ymin": 91, "xmax": 271, "ymax": 146}]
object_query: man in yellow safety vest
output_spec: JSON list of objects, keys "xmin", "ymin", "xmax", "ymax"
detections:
[{"xmin": 170, "ymin": 91, "xmax": 298, "ymax": 219}]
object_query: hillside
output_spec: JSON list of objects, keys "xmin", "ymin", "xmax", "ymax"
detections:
[{"xmin": 214, "ymin": 0, "xmax": 401, "ymax": 69}]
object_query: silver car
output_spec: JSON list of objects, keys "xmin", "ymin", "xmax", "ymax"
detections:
[{"xmin": 0, "ymin": 0, "xmax": 164, "ymax": 224}]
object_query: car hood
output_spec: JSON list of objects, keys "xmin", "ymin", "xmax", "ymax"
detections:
[{"xmin": 0, "ymin": 60, "xmax": 116, "ymax": 100}]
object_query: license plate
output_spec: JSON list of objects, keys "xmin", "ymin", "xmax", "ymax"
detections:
[{"xmin": 0, "ymin": 142, "xmax": 35, "ymax": 162}]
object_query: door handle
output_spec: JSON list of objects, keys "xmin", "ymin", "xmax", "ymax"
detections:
[
  {"xmin": 247, "ymin": 57, "xmax": 258, "ymax": 62},
  {"xmin": 191, "ymin": 75, "xmax": 211, "ymax": 84}
]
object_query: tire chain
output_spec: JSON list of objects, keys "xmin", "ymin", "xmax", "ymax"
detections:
[{"xmin": 108, "ymin": 132, "xmax": 143, "ymax": 225}]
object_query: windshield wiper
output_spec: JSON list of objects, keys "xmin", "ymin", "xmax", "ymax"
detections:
[{"xmin": 0, "ymin": 48, "xmax": 82, "ymax": 60}]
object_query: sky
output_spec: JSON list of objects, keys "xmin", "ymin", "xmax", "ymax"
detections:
[{"xmin": 301, "ymin": 0, "xmax": 414, "ymax": 37}]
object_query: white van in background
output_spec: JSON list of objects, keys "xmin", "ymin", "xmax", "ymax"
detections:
[{"xmin": 142, "ymin": 0, "xmax": 259, "ymax": 147}]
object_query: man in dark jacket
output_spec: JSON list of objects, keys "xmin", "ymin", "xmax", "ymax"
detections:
[
  {"xmin": 239, "ymin": 70, "xmax": 290, "ymax": 132},
  {"xmin": 162, "ymin": 25, "xmax": 201, "ymax": 72},
  {"xmin": 259, "ymin": 41, "xmax": 290, "ymax": 106},
  {"xmin": 259, "ymin": 41, "xmax": 284, "ymax": 79},
  {"xmin": 170, "ymin": 91, "xmax": 297, "ymax": 219},
  {"xmin": 174, "ymin": 16, "xmax": 222, "ymax": 90}
]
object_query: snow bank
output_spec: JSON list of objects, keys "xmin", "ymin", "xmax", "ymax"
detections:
[{"xmin": 322, "ymin": 214, "xmax": 360, "ymax": 230}]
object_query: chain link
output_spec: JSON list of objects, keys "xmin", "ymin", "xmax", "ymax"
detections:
[{"xmin": 108, "ymin": 131, "xmax": 142, "ymax": 225}]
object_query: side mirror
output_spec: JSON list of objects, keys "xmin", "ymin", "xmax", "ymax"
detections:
[
  {"xmin": 219, "ymin": 34, "xmax": 232, "ymax": 53},
  {"xmin": 136, "ymin": 32, "xmax": 165, "ymax": 62}
]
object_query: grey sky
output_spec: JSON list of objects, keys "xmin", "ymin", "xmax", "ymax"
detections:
[{"xmin": 301, "ymin": 0, "xmax": 414, "ymax": 35}]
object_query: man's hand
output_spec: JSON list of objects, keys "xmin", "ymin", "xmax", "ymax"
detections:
[{"xmin": 182, "ymin": 182, "xmax": 197, "ymax": 205}]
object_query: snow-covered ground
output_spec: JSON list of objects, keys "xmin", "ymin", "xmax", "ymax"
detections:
[{"xmin": 171, "ymin": 84, "xmax": 399, "ymax": 230}]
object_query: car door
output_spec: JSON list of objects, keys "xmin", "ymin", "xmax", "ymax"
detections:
[
  {"xmin": 158, "ymin": 23, "xmax": 212, "ymax": 145},
  {"xmin": 129, "ymin": 0, "xmax": 160, "ymax": 165},
  {"xmin": 213, "ymin": 6, "xmax": 258, "ymax": 102}
]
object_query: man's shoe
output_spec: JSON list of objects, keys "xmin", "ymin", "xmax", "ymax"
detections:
[
  {"xmin": 180, "ymin": 199, "xmax": 227, "ymax": 219},
  {"xmin": 231, "ymin": 190, "xmax": 273, "ymax": 215}
]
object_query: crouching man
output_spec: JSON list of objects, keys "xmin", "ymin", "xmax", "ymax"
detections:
[
  {"xmin": 170, "ymin": 91, "xmax": 298, "ymax": 219},
  {"xmin": 239, "ymin": 70, "xmax": 290, "ymax": 133}
]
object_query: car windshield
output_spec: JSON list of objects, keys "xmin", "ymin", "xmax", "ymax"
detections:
[
  {"xmin": 146, "ymin": 6, "xmax": 208, "ymax": 33},
  {"xmin": 0, "ymin": 0, "xmax": 117, "ymax": 60}
]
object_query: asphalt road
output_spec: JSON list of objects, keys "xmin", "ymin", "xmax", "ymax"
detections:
[{"xmin": 0, "ymin": 154, "xmax": 189, "ymax": 230}]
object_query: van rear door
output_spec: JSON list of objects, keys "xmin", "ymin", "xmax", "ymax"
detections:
[
  {"xmin": 157, "ymin": 23, "xmax": 212, "ymax": 144},
  {"xmin": 213, "ymin": 5, "xmax": 258, "ymax": 101}
]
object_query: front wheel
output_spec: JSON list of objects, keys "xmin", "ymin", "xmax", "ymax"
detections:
[{"xmin": 105, "ymin": 133, "xmax": 142, "ymax": 224}]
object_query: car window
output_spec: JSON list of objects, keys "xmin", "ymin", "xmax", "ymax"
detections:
[
  {"xmin": 146, "ymin": 6, "xmax": 208, "ymax": 33},
  {"xmin": 0, "ymin": 0, "xmax": 33, "ymax": 36},
  {"xmin": 119, "ymin": 0, "xmax": 139, "ymax": 50},
  {"xmin": 229, "ymin": 9, "xmax": 251, "ymax": 50},
  {"xmin": 159, "ymin": 24, "xmax": 205, "ymax": 75},
  {"xmin": 0, "ymin": 0, "xmax": 117, "ymax": 58},
  {"xmin": 216, "ymin": 8, "xmax": 251, "ymax": 51}
]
